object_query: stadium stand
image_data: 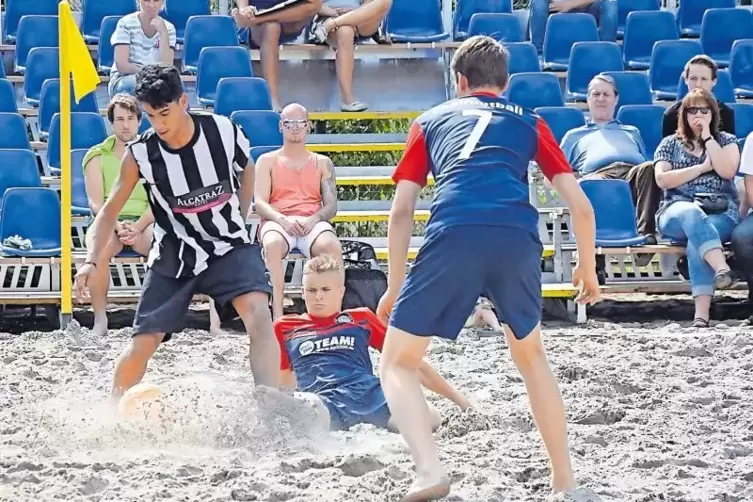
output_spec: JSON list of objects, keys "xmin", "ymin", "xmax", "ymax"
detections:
[
  {"xmin": 37, "ymin": 79, "xmax": 100, "ymax": 139},
  {"xmin": 14, "ymin": 15, "xmax": 58, "ymax": 74},
  {"xmin": 70, "ymin": 149, "xmax": 91, "ymax": 218},
  {"xmin": 46, "ymin": 112, "xmax": 108, "ymax": 174},
  {"xmin": 580, "ymin": 179, "xmax": 649, "ymax": 247},
  {"xmin": 617, "ymin": 0, "xmax": 660, "ymax": 37},
  {"xmin": 0, "ymin": 187, "xmax": 61, "ymax": 257},
  {"xmin": 676, "ymin": 69, "xmax": 736, "ymax": 103},
  {"xmin": 0, "ymin": 0, "xmax": 753, "ymax": 325}
]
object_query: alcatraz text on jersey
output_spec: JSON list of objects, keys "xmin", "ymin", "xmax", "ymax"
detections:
[{"xmin": 169, "ymin": 180, "xmax": 234, "ymax": 214}]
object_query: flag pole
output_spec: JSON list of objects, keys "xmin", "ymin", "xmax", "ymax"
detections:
[{"xmin": 59, "ymin": 0, "xmax": 73, "ymax": 329}]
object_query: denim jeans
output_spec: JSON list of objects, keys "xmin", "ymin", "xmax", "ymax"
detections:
[
  {"xmin": 108, "ymin": 74, "xmax": 137, "ymax": 97},
  {"xmin": 529, "ymin": 0, "xmax": 618, "ymax": 52},
  {"xmin": 731, "ymin": 212, "xmax": 753, "ymax": 301},
  {"xmin": 658, "ymin": 201, "xmax": 736, "ymax": 297}
]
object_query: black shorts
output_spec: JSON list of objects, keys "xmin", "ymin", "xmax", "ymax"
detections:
[{"xmin": 132, "ymin": 244, "xmax": 272, "ymax": 342}]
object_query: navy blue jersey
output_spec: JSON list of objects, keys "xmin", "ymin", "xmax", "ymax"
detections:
[{"xmin": 392, "ymin": 92, "xmax": 573, "ymax": 236}]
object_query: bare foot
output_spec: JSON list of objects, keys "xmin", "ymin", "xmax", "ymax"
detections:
[
  {"xmin": 549, "ymin": 487, "xmax": 602, "ymax": 502},
  {"xmin": 92, "ymin": 313, "xmax": 108, "ymax": 337},
  {"xmin": 400, "ymin": 473, "xmax": 451, "ymax": 502}
]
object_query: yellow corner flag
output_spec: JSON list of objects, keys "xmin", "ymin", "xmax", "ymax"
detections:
[{"xmin": 59, "ymin": 1, "xmax": 100, "ymax": 325}]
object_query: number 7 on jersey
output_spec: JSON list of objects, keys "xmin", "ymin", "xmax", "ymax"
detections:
[{"xmin": 458, "ymin": 109, "xmax": 492, "ymax": 160}]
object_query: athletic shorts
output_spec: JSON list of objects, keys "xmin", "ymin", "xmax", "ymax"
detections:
[
  {"xmin": 317, "ymin": 378, "xmax": 391, "ymax": 430},
  {"xmin": 390, "ymin": 225, "xmax": 543, "ymax": 341},
  {"xmin": 259, "ymin": 219, "xmax": 335, "ymax": 258},
  {"xmin": 132, "ymin": 244, "xmax": 273, "ymax": 342}
]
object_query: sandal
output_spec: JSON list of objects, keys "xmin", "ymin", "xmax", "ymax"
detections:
[
  {"xmin": 714, "ymin": 269, "xmax": 736, "ymax": 290},
  {"xmin": 312, "ymin": 17, "xmax": 336, "ymax": 44},
  {"xmin": 691, "ymin": 317, "xmax": 710, "ymax": 328}
]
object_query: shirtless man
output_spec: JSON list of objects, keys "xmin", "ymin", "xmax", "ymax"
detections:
[{"xmin": 273, "ymin": 254, "xmax": 472, "ymax": 431}]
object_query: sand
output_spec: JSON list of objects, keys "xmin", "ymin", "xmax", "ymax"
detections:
[{"xmin": 1, "ymin": 306, "xmax": 753, "ymax": 502}]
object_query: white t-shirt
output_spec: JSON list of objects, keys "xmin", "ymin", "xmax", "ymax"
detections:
[
  {"xmin": 324, "ymin": 0, "xmax": 361, "ymax": 9},
  {"xmin": 110, "ymin": 12, "xmax": 177, "ymax": 79}
]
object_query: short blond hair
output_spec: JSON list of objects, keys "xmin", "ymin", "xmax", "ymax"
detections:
[{"xmin": 303, "ymin": 254, "xmax": 342, "ymax": 275}]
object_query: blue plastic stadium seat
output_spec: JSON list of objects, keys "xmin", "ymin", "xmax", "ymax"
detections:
[
  {"xmin": 534, "ymin": 107, "xmax": 586, "ymax": 144},
  {"xmin": 617, "ymin": 0, "xmax": 660, "ymax": 37},
  {"xmin": 384, "ymin": 0, "xmax": 449, "ymax": 42},
  {"xmin": 0, "ymin": 150, "xmax": 42, "ymax": 203},
  {"xmin": 81, "ymin": 0, "xmax": 137, "ymax": 43},
  {"xmin": 580, "ymin": 179, "xmax": 648, "ymax": 247},
  {"xmin": 616, "ymin": 104, "xmax": 664, "ymax": 156},
  {"xmin": 649, "ymin": 39, "xmax": 703, "ymax": 100},
  {"xmin": 251, "ymin": 145, "xmax": 280, "ymax": 163},
  {"xmin": 677, "ymin": 0, "xmax": 735, "ymax": 37},
  {"xmin": 700, "ymin": 8, "xmax": 753, "ymax": 68},
  {"xmin": 542, "ymin": 14, "xmax": 598, "ymax": 71},
  {"xmin": 601, "ymin": 71, "xmax": 652, "ymax": 112},
  {"xmin": 47, "ymin": 113, "xmax": 108, "ymax": 172},
  {"xmin": 0, "ymin": 187, "xmax": 61, "ymax": 257},
  {"xmin": 676, "ymin": 70, "xmax": 736, "ymax": 104},
  {"xmin": 2, "ymin": 0, "xmax": 58, "ymax": 43},
  {"xmin": 467, "ymin": 13, "xmax": 522, "ymax": 43},
  {"xmin": 24, "ymin": 47, "xmax": 60, "ymax": 106},
  {"xmin": 182, "ymin": 15, "xmax": 239, "ymax": 73},
  {"xmin": 139, "ymin": 113, "xmax": 151, "ymax": 134},
  {"xmin": 505, "ymin": 42, "xmax": 541, "ymax": 74},
  {"xmin": 230, "ymin": 111, "xmax": 283, "ymax": 147},
  {"xmin": 71, "ymin": 149, "xmax": 92, "ymax": 217},
  {"xmin": 566, "ymin": 42, "xmax": 624, "ymax": 101},
  {"xmin": 506, "ymin": 73, "xmax": 564, "ymax": 109},
  {"xmin": 730, "ymin": 40, "xmax": 753, "ymax": 98},
  {"xmin": 454, "ymin": 0, "xmax": 513, "ymax": 40},
  {"xmin": 622, "ymin": 10, "xmax": 678, "ymax": 70},
  {"xmin": 14, "ymin": 15, "xmax": 58, "ymax": 73},
  {"xmin": 38, "ymin": 79, "xmax": 100, "ymax": 139},
  {"xmin": 196, "ymin": 47, "xmax": 254, "ymax": 106},
  {"xmin": 0, "ymin": 113, "xmax": 32, "ymax": 150},
  {"xmin": 0, "ymin": 80, "xmax": 19, "ymax": 114},
  {"xmin": 162, "ymin": 0, "xmax": 212, "ymax": 43},
  {"xmin": 97, "ymin": 16, "xmax": 122, "ymax": 74},
  {"xmin": 728, "ymin": 103, "xmax": 753, "ymax": 140},
  {"xmin": 214, "ymin": 77, "xmax": 273, "ymax": 117}
]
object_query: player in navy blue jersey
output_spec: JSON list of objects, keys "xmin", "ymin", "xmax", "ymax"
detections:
[
  {"xmin": 376, "ymin": 36, "xmax": 602, "ymax": 501},
  {"xmin": 273, "ymin": 254, "xmax": 471, "ymax": 431}
]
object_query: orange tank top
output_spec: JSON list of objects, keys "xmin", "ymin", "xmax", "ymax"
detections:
[{"xmin": 268, "ymin": 152, "xmax": 322, "ymax": 217}]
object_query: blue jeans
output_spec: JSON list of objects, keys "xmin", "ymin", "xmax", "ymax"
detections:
[
  {"xmin": 108, "ymin": 74, "xmax": 137, "ymax": 97},
  {"xmin": 730, "ymin": 212, "xmax": 753, "ymax": 301},
  {"xmin": 529, "ymin": 0, "xmax": 618, "ymax": 52},
  {"xmin": 658, "ymin": 201, "xmax": 736, "ymax": 297}
]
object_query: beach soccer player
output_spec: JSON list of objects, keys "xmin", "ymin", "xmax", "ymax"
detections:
[
  {"xmin": 375, "ymin": 36, "xmax": 602, "ymax": 501},
  {"xmin": 73, "ymin": 63, "xmax": 281, "ymax": 400},
  {"xmin": 272, "ymin": 254, "xmax": 472, "ymax": 431}
]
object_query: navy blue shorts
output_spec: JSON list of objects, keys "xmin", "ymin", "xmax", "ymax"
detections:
[
  {"xmin": 317, "ymin": 378, "xmax": 391, "ymax": 430},
  {"xmin": 390, "ymin": 225, "xmax": 543, "ymax": 341}
]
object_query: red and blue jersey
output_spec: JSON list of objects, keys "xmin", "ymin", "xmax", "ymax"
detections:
[{"xmin": 392, "ymin": 92, "xmax": 573, "ymax": 237}]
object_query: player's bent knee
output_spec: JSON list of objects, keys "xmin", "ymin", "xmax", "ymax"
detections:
[
  {"xmin": 380, "ymin": 327, "xmax": 430, "ymax": 370},
  {"xmin": 127, "ymin": 333, "xmax": 164, "ymax": 357},
  {"xmin": 506, "ymin": 325, "xmax": 547, "ymax": 367},
  {"xmin": 233, "ymin": 292, "xmax": 272, "ymax": 325}
]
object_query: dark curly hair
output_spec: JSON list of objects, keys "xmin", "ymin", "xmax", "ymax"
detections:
[
  {"xmin": 677, "ymin": 87, "xmax": 720, "ymax": 147},
  {"xmin": 134, "ymin": 63, "xmax": 184, "ymax": 109}
]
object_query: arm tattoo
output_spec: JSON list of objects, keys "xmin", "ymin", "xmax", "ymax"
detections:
[{"xmin": 318, "ymin": 157, "xmax": 338, "ymax": 221}]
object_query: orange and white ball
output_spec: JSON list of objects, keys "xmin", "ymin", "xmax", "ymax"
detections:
[{"xmin": 117, "ymin": 382, "xmax": 165, "ymax": 423}]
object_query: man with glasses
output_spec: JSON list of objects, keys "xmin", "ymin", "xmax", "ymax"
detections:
[{"xmin": 254, "ymin": 103, "xmax": 343, "ymax": 319}]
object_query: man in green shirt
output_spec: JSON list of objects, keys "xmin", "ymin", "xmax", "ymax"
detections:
[{"xmin": 83, "ymin": 94, "xmax": 154, "ymax": 336}]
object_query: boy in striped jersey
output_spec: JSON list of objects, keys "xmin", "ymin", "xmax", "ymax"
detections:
[{"xmin": 75, "ymin": 64, "xmax": 280, "ymax": 400}]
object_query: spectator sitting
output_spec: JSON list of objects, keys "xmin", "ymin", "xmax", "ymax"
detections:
[
  {"xmin": 654, "ymin": 88, "xmax": 740, "ymax": 328},
  {"xmin": 109, "ymin": 0, "xmax": 176, "ymax": 97},
  {"xmin": 560, "ymin": 75, "xmax": 660, "ymax": 260},
  {"xmin": 232, "ymin": 0, "xmax": 323, "ymax": 111},
  {"xmin": 730, "ymin": 132, "xmax": 753, "ymax": 324},
  {"xmin": 254, "ymin": 103, "xmax": 342, "ymax": 319},
  {"xmin": 529, "ymin": 0, "xmax": 617, "ymax": 53},
  {"xmin": 83, "ymin": 94, "xmax": 154, "ymax": 336},
  {"xmin": 309, "ymin": 0, "xmax": 393, "ymax": 112},
  {"xmin": 662, "ymin": 55, "xmax": 735, "ymax": 139}
]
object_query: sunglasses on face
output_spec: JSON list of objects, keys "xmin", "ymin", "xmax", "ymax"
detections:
[
  {"xmin": 281, "ymin": 119, "xmax": 308, "ymax": 129},
  {"xmin": 686, "ymin": 106, "xmax": 711, "ymax": 115}
]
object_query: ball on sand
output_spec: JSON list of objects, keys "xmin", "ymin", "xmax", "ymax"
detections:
[{"xmin": 117, "ymin": 382, "xmax": 164, "ymax": 423}]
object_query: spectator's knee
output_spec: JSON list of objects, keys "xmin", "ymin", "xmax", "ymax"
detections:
[
  {"xmin": 336, "ymin": 26, "xmax": 356, "ymax": 49},
  {"xmin": 303, "ymin": 0, "xmax": 323, "ymax": 17},
  {"xmin": 263, "ymin": 236, "xmax": 288, "ymax": 261},
  {"xmin": 731, "ymin": 220, "xmax": 753, "ymax": 260},
  {"xmin": 312, "ymin": 232, "xmax": 342, "ymax": 257},
  {"xmin": 530, "ymin": 0, "xmax": 550, "ymax": 14},
  {"xmin": 261, "ymin": 22, "xmax": 282, "ymax": 43}
]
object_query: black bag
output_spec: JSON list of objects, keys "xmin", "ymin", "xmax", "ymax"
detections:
[
  {"xmin": 694, "ymin": 192, "xmax": 727, "ymax": 214},
  {"xmin": 340, "ymin": 240, "xmax": 388, "ymax": 312}
]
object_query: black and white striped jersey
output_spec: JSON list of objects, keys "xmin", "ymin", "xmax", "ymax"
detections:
[{"xmin": 128, "ymin": 111, "xmax": 252, "ymax": 278}]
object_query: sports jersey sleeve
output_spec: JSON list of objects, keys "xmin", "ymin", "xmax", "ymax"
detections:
[
  {"xmin": 273, "ymin": 319, "xmax": 293, "ymax": 371},
  {"xmin": 232, "ymin": 123, "xmax": 251, "ymax": 174},
  {"xmin": 392, "ymin": 121, "xmax": 431, "ymax": 187},
  {"xmin": 534, "ymin": 118, "xmax": 573, "ymax": 181}
]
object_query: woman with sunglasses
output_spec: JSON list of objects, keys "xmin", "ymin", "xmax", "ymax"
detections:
[{"xmin": 654, "ymin": 88, "xmax": 741, "ymax": 327}]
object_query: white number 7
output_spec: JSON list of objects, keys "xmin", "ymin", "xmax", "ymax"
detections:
[{"xmin": 458, "ymin": 109, "xmax": 492, "ymax": 160}]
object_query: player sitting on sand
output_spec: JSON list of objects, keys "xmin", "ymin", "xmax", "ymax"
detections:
[{"xmin": 273, "ymin": 254, "xmax": 472, "ymax": 431}]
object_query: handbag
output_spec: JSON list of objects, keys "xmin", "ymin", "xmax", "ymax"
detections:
[
  {"xmin": 339, "ymin": 240, "xmax": 388, "ymax": 312},
  {"xmin": 694, "ymin": 193, "xmax": 727, "ymax": 214}
]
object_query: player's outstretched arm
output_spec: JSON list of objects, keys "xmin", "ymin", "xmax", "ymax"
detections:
[{"xmin": 417, "ymin": 358, "xmax": 472, "ymax": 411}]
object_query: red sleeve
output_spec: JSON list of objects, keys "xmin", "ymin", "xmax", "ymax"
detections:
[
  {"xmin": 392, "ymin": 121, "xmax": 431, "ymax": 187},
  {"xmin": 273, "ymin": 318, "xmax": 295, "ymax": 371},
  {"xmin": 534, "ymin": 117, "xmax": 573, "ymax": 181},
  {"xmin": 350, "ymin": 308, "xmax": 387, "ymax": 352}
]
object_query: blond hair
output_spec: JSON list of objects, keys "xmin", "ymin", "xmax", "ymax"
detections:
[{"xmin": 303, "ymin": 254, "xmax": 343, "ymax": 275}]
